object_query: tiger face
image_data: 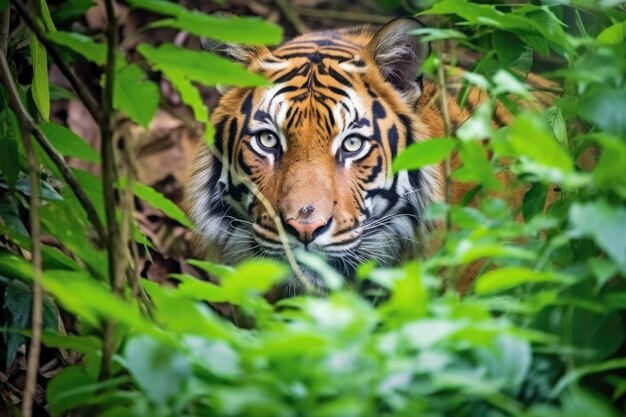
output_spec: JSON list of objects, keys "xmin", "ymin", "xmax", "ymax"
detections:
[{"xmin": 186, "ymin": 18, "xmax": 443, "ymax": 292}]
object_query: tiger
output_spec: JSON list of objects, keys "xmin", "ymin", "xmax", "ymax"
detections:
[{"xmin": 184, "ymin": 17, "xmax": 532, "ymax": 294}]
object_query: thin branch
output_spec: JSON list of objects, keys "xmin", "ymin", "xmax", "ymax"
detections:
[
  {"xmin": 295, "ymin": 7, "xmax": 392, "ymax": 25},
  {"xmin": 98, "ymin": 0, "xmax": 121, "ymax": 382},
  {"xmin": 0, "ymin": 47, "xmax": 42, "ymax": 417},
  {"xmin": 0, "ymin": 6, "xmax": 9, "ymax": 54},
  {"xmin": 11, "ymin": 0, "xmax": 102, "ymax": 122},
  {"xmin": 274, "ymin": 0, "xmax": 309, "ymax": 35}
]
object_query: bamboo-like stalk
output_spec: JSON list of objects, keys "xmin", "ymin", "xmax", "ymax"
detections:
[{"xmin": 98, "ymin": 0, "xmax": 123, "ymax": 383}]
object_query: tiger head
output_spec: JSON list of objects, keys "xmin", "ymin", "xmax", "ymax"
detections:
[{"xmin": 186, "ymin": 18, "xmax": 443, "ymax": 292}]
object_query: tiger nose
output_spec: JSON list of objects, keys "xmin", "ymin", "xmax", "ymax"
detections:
[{"xmin": 285, "ymin": 218, "xmax": 329, "ymax": 244}]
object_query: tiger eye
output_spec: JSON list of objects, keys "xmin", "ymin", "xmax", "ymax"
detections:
[
  {"xmin": 342, "ymin": 136, "xmax": 364, "ymax": 154},
  {"xmin": 257, "ymin": 131, "xmax": 278, "ymax": 149}
]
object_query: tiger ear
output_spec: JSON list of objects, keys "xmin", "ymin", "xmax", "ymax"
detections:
[{"xmin": 367, "ymin": 18, "xmax": 430, "ymax": 98}]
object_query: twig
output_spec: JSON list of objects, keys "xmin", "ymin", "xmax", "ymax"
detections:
[
  {"xmin": 0, "ymin": 43, "xmax": 42, "ymax": 417},
  {"xmin": 295, "ymin": 7, "xmax": 391, "ymax": 24},
  {"xmin": 274, "ymin": 0, "xmax": 309, "ymax": 35},
  {"xmin": 11, "ymin": 0, "xmax": 102, "ymax": 122},
  {"xmin": 0, "ymin": 6, "xmax": 9, "ymax": 53},
  {"xmin": 434, "ymin": 39, "xmax": 456, "ymax": 291},
  {"xmin": 98, "ymin": 0, "xmax": 122, "ymax": 382}
]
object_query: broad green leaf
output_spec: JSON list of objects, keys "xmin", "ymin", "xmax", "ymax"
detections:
[
  {"xmin": 11, "ymin": 175, "xmax": 63, "ymax": 201},
  {"xmin": 0, "ymin": 0, "xmax": 8, "ymax": 11},
  {"xmin": 125, "ymin": 335, "xmax": 191, "ymax": 404},
  {"xmin": 142, "ymin": 280, "xmax": 234, "ymax": 340},
  {"xmin": 592, "ymin": 134, "xmax": 626, "ymax": 193},
  {"xmin": 522, "ymin": 182, "xmax": 548, "ymax": 221},
  {"xmin": 475, "ymin": 267, "xmax": 574, "ymax": 294},
  {"xmin": 3, "ymin": 280, "xmax": 58, "ymax": 369},
  {"xmin": 544, "ymin": 106, "xmax": 568, "ymax": 146},
  {"xmin": 47, "ymin": 366, "xmax": 95, "ymax": 416},
  {"xmin": 456, "ymin": 243, "xmax": 536, "ymax": 264},
  {"xmin": 393, "ymin": 138, "xmax": 456, "ymax": 173},
  {"xmin": 409, "ymin": 27, "xmax": 468, "ymax": 42},
  {"xmin": 51, "ymin": 0, "xmax": 95, "ymax": 24},
  {"xmin": 0, "ymin": 109, "xmax": 20, "ymax": 190},
  {"xmin": 0, "ymin": 203, "xmax": 28, "ymax": 237},
  {"xmin": 127, "ymin": 0, "xmax": 282, "ymax": 45},
  {"xmin": 453, "ymin": 141, "xmax": 501, "ymax": 191},
  {"xmin": 47, "ymin": 366, "xmax": 128, "ymax": 417},
  {"xmin": 43, "ymin": 270, "xmax": 148, "ymax": 330},
  {"xmin": 187, "ymin": 259, "xmax": 235, "ymax": 278},
  {"xmin": 569, "ymin": 200, "xmax": 626, "ymax": 272},
  {"xmin": 577, "ymin": 85, "xmax": 626, "ymax": 137},
  {"xmin": 137, "ymin": 44, "xmax": 269, "ymax": 87},
  {"xmin": 121, "ymin": 180, "xmax": 192, "ymax": 228},
  {"xmin": 510, "ymin": 112, "xmax": 573, "ymax": 172},
  {"xmin": 31, "ymin": 34, "xmax": 50, "ymax": 120},
  {"xmin": 597, "ymin": 21, "xmax": 626, "ymax": 45},
  {"xmin": 113, "ymin": 64, "xmax": 159, "ymax": 128},
  {"xmin": 48, "ymin": 32, "xmax": 107, "ymax": 65},
  {"xmin": 3, "ymin": 280, "xmax": 31, "ymax": 369},
  {"xmin": 493, "ymin": 31, "xmax": 524, "ymax": 65},
  {"xmin": 39, "ymin": 122, "xmax": 100, "ymax": 163},
  {"xmin": 175, "ymin": 259, "xmax": 287, "ymax": 304},
  {"xmin": 37, "ymin": 0, "xmax": 57, "ymax": 33}
]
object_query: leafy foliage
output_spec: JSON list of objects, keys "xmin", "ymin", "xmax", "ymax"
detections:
[{"xmin": 1, "ymin": 0, "xmax": 625, "ymax": 416}]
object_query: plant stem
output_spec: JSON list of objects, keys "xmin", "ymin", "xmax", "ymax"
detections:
[
  {"xmin": 98, "ymin": 0, "xmax": 122, "ymax": 382},
  {"xmin": 0, "ymin": 39, "xmax": 42, "ymax": 417},
  {"xmin": 11, "ymin": 0, "xmax": 102, "ymax": 122},
  {"xmin": 434, "ymin": 37, "xmax": 456, "ymax": 290},
  {"xmin": 274, "ymin": 0, "xmax": 309, "ymax": 34},
  {"xmin": 295, "ymin": 7, "xmax": 392, "ymax": 24}
]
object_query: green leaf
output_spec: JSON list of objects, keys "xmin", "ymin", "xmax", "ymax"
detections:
[
  {"xmin": 121, "ymin": 180, "xmax": 192, "ymax": 228},
  {"xmin": 393, "ymin": 138, "xmax": 456, "ymax": 173},
  {"xmin": 493, "ymin": 31, "xmax": 524, "ymax": 65},
  {"xmin": 124, "ymin": 335, "xmax": 191, "ymax": 404},
  {"xmin": 47, "ymin": 366, "xmax": 128, "ymax": 416},
  {"xmin": 544, "ymin": 106, "xmax": 568, "ymax": 146},
  {"xmin": 3, "ymin": 280, "xmax": 31, "ymax": 369},
  {"xmin": 113, "ymin": 64, "xmax": 159, "ymax": 128},
  {"xmin": 47, "ymin": 366, "xmax": 95, "ymax": 416},
  {"xmin": 475, "ymin": 267, "xmax": 574, "ymax": 294},
  {"xmin": 137, "ymin": 44, "xmax": 269, "ymax": 87},
  {"xmin": 37, "ymin": 0, "xmax": 57, "ymax": 33},
  {"xmin": 187, "ymin": 259, "xmax": 235, "ymax": 278},
  {"xmin": 31, "ymin": 34, "xmax": 50, "ymax": 120},
  {"xmin": 597, "ymin": 21, "xmax": 626, "ymax": 45},
  {"xmin": 12, "ymin": 175, "xmax": 63, "ymax": 201},
  {"xmin": 577, "ymin": 85, "xmax": 626, "ymax": 137},
  {"xmin": 592, "ymin": 134, "xmax": 626, "ymax": 193},
  {"xmin": 522, "ymin": 182, "xmax": 548, "ymax": 221},
  {"xmin": 48, "ymin": 32, "xmax": 107, "ymax": 65},
  {"xmin": 510, "ymin": 112, "xmax": 573, "ymax": 172},
  {"xmin": 51, "ymin": 0, "xmax": 95, "ymax": 24},
  {"xmin": 127, "ymin": 0, "xmax": 282, "ymax": 45},
  {"xmin": 0, "ymin": 0, "xmax": 8, "ymax": 12},
  {"xmin": 569, "ymin": 200, "xmax": 626, "ymax": 272},
  {"xmin": 43, "ymin": 270, "xmax": 147, "ymax": 330},
  {"xmin": 0, "ymin": 109, "xmax": 20, "ymax": 190},
  {"xmin": 453, "ymin": 141, "xmax": 501, "ymax": 191},
  {"xmin": 39, "ymin": 122, "xmax": 100, "ymax": 163}
]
